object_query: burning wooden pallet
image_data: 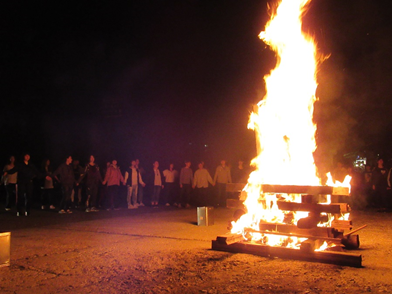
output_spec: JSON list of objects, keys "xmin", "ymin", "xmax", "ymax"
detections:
[{"xmin": 211, "ymin": 183, "xmax": 365, "ymax": 267}]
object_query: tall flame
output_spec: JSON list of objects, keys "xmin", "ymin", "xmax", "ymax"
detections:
[
  {"xmin": 249, "ymin": 0, "xmax": 320, "ymax": 186},
  {"xmin": 232, "ymin": 0, "xmax": 324, "ymax": 241}
]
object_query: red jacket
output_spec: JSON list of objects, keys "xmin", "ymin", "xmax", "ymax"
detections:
[{"xmin": 104, "ymin": 165, "xmax": 124, "ymax": 186}]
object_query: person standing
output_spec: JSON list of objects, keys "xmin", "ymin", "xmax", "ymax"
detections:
[
  {"xmin": 372, "ymin": 158, "xmax": 390, "ymax": 211},
  {"xmin": 213, "ymin": 159, "xmax": 232, "ymax": 207},
  {"xmin": 163, "ymin": 163, "xmax": 178, "ymax": 206},
  {"xmin": 363, "ymin": 165, "xmax": 374, "ymax": 207},
  {"xmin": 2, "ymin": 156, "xmax": 17, "ymax": 211},
  {"xmin": 179, "ymin": 160, "xmax": 193, "ymax": 208},
  {"xmin": 53, "ymin": 156, "xmax": 76, "ymax": 214},
  {"xmin": 147, "ymin": 161, "xmax": 164, "ymax": 207},
  {"xmin": 71, "ymin": 159, "xmax": 84, "ymax": 208},
  {"xmin": 124, "ymin": 160, "xmax": 145, "ymax": 209},
  {"xmin": 232, "ymin": 160, "xmax": 249, "ymax": 184},
  {"xmin": 4, "ymin": 153, "xmax": 48, "ymax": 216},
  {"xmin": 98, "ymin": 161, "xmax": 111, "ymax": 209},
  {"xmin": 103, "ymin": 159, "xmax": 125, "ymax": 210},
  {"xmin": 136, "ymin": 159, "xmax": 145, "ymax": 206},
  {"xmin": 40, "ymin": 158, "xmax": 56, "ymax": 210},
  {"xmin": 78, "ymin": 155, "xmax": 103, "ymax": 212},
  {"xmin": 193, "ymin": 162, "xmax": 214, "ymax": 206}
]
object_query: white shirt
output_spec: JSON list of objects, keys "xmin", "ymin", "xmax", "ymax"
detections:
[{"xmin": 163, "ymin": 169, "xmax": 178, "ymax": 183}]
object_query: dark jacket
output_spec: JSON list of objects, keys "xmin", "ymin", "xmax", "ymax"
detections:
[
  {"xmin": 53, "ymin": 163, "xmax": 76, "ymax": 187},
  {"xmin": 40, "ymin": 164, "xmax": 55, "ymax": 188},
  {"xmin": 6, "ymin": 161, "xmax": 42, "ymax": 185},
  {"xmin": 78, "ymin": 163, "xmax": 103, "ymax": 186},
  {"xmin": 146, "ymin": 168, "xmax": 164, "ymax": 190}
]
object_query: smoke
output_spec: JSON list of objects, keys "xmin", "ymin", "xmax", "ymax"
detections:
[{"xmin": 309, "ymin": 0, "xmax": 392, "ymax": 173}]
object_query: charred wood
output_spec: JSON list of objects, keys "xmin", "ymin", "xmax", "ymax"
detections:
[
  {"xmin": 276, "ymin": 201, "xmax": 350, "ymax": 214},
  {"xmin": 300, "ymin": 239, "xmax": 322, "ymax": 253},
  {"xmin": 259, "ymin": 222, "xmax": 339, "ymax": 238},
  {"xmin": 211, "ymin": 240, "xmax": 362, "ymax": 267},
  {"xmin": 341, "ymin": 235, "xmax": 360, "ymax": 250},
  {"xmin": 226, "ymin": 183, "xmax": 350, "ymax": 196},
  {"xmin": 215, "ymin": 233, "xmax": 245, "ymax": 245},
  {"xmin": 244, "ymin": 228, "xmax": 342, "ymax": 244}
]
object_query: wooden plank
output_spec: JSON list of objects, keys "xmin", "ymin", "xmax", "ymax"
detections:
[
  {"xmin": 276, "ymin": 201, "xmax": 350, "ymax": 214},
  {"xmin": 211, "ymin": 240, "xmax": 362, "ymax": 267},
  {"xmin": 259, "ymin": 222, "xmax": 338, "ymax": 238},
  {"xmin": 226, "ymin": 198, "xmax": 351, "ymax": 214},
  {"xmin": 331, "ymin": 220, "xmax": 353, "ymax": 230},
  {"xmin": 216, "ymin": 233, "xmax": 245, "ymax": 245},
  {"xmin": 332, "ymin": 187, "xmax": 350, "ymax": 196},
  {"xmin": 344, "ymin": 225, "xmax": 367, "ymax": 236},
  {"xmin": 300, "ymin": 239, "xmax": 322, "ymax": 253},
  {"xmin": 244, "ymin": 228, "xmax": 342, "ymax": 244},
  {"xmin": 261, "ymin": 184, "xmax": 332, "ymax": 195},
  {"xmin": 331, "ymin": 203, "xmax": 351, "ymax": 213},
  {"xmin": 261, "ymin": 185, "xmax": 350, "ymax": 196},
  {"xmin": 226, "ymin": 183, "xmax": 350, "ymax": 195}
]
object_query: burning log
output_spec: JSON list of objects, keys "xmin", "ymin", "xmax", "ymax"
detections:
[
  {"xmin": 226, "ymin": 183, "xmax": 350, "ymax": 196},
  {"xmin": 331, "ymin": 219, "xmax": 353, "ymax": 231},
  {"xmin": 211, "ymin": 240, "xmax": 362, "ymax": 267},
  {"xmin": 300, "ymin": 239, "xmax": 322, "ymax": 253},
  {"xmin": 215, "ymin": 233, "xmax": 245, "ymax": 245},
  {"xmin": 245, "ymin": 228, "xmax": 342, "ymax": 244},
  {"xmin": 261, "ymin": 184, "xmax": 350, "ymax": 196},
  {"xmin": 276, "ymin": 201, "xmax": 350, "ymax": 214},
  {"xmin": 297, "ymin": 215, "xmax": 330, "ymax": 229},
  {"xmin": 227, "ymin": 199, "xmax": 351, "ymax": 216},
  {"xmin": 259, "ymin": 222, "xmax": 341, "ymax": 238},
  {"xmin": 255, "ymin": 223, "xmax": 363, "ymax": 250}
]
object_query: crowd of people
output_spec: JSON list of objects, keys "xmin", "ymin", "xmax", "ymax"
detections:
[
  {"xmin": 338, "ymin": 158, "xmax": 392, "ymax": 212},
  {"xmin": 1, "ymin": 153, "xmax": 391, "ymax": 217},
  {"xmin": 1, "ymin": 153, "xmax": 250, "ymax": 216}
]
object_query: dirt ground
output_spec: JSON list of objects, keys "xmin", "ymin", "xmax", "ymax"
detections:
[{"xmin": 0, "ymin": 206, "xmax": 392, "ymax": 294}]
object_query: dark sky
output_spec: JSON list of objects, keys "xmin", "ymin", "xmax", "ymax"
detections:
[{"xmin": 0, "ymin": 0, "xmax": 392, "ymax": 172}]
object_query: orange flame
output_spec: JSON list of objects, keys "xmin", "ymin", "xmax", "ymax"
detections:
[
  {"xmin": 231, "ymin": 0, "xmax": 349, "ymax": 249},
  {"xmin": 249, "ymin": 0, "xmax": 320, "ymax": 187}
]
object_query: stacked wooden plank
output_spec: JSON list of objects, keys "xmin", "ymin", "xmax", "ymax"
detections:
[{"xmin": 212, "ymin": 183, "xmax": 364, "ymax": 267}]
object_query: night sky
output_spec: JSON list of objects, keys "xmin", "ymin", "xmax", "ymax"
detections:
[{"xmin": 0, "ymin": 0, "xmax": 392, "ymax": 173}]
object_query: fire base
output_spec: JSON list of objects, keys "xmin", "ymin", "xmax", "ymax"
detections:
[{"xmin": 211, "ymin": 237, "xmax": 362, "ymax": 268}]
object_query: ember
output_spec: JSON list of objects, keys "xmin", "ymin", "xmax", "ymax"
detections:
[{"xmin": 212, "ymin": 0, "xmax": 365, "ymax": 267}]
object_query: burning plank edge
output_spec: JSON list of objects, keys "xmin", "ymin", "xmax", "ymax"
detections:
[
  {"xmin": 258, "ymin": 223, "xmax": 339, "ymax": 238},
  {"xmin": 261, "ymin": 185, "xmax": 350, "ymax": 196},
  {"xmin": 243, "ymin": 229, "xmax": 342, "ymax": 244},
  {"xmin": 226, "ymin": 183, "xmax": 349, "ymax": 196},
  {"xmin": 211, "ymin": 240, "xmax": 362, "ymax": 268},
  {"xmin": 226, "ymin": 199, "xmax": 351, "ymax": 215},
  {"xmin": 277, "ymin": 201, "xmax": 350, "ymax": 214}
]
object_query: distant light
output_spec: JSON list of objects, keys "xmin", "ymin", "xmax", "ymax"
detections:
[{"xmin": 204, "ymin": 144, "xmax": 208, "ymax": 147}]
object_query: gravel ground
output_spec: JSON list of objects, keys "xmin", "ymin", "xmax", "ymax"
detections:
[{"xmin": 0, "ymin": 206, "xmax": 392, "ymax": 294}]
